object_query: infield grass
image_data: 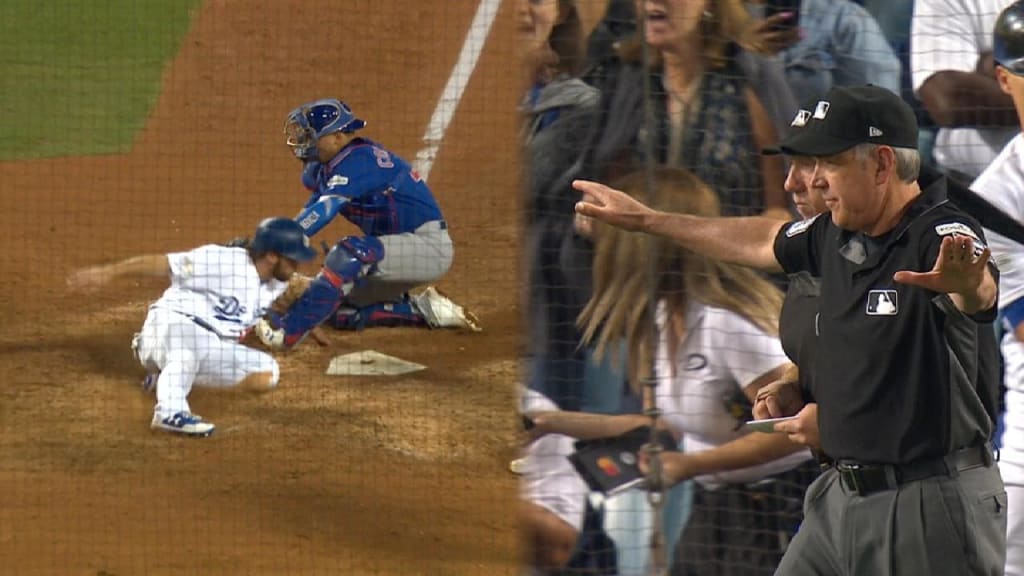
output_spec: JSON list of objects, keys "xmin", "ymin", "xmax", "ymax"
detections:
[{"xmin": 0, "ymin": 0, "xmax": 202, "ymax": 160}]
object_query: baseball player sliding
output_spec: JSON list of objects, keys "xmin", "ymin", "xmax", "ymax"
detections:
[
  {"xmin": 68, "ymin": 218, "xmax": 317, "ymax": 436},
  {"xmin": 255, "ymin": 98, "xmax": 477, "ymax": 351}
]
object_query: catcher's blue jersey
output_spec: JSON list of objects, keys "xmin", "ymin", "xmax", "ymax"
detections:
[{"xmin": 294, "ymin": 138, "xmax": 444, "ymax": 238}]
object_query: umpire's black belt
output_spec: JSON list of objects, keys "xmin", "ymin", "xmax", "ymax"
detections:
[{"xmin": 834, "ymin": 444, "xmax": 995, "ymax": 497}]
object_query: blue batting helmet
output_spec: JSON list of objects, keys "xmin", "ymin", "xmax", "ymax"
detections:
[
  {"xmin": 283, "ymin": 98, "xmax": 366, "ymax": 160},
  {"xmin": 249, "ymin": 217, "xmax": 318, "ymax": 262},
  {"xmin": 996, "ymin": 1, "xmax": 1024, "ymax": 75}
]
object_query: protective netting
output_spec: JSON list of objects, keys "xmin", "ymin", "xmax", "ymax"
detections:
[
  {"xmin": 3, "ymin": 0, "xmax": 1021, "ymax": 574},
  {"xmin": 518, "ymin": 1, "xmax": 1018, "ymax": 575},
  {"xmin": 2, "ymin": 1, "xmax": 519, "ymax": 574}
]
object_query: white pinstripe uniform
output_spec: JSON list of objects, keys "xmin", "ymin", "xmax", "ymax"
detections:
[
  {"xmin": 911, "ymin": 0, "xmax": 1018, "ymax": 179},
  {"xmin": 972, "ymin": 133, "xmax": 1024, "ymax": 576},
  {"xmin": 134, "ymin": 244, "xmax": 288, "ymax": 421}
]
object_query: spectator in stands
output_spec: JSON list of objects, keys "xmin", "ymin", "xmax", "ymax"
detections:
[
  {"xmin": 519, "ymin": 387, "xmax": 593, "ymax": 574},
  {"xmin": 529, "ymin": 166, "xmax": 816, "ymax": 576},
  {"xmin": 585, "ymin": 0, "xmax": 636, "ymax": 66},
  {"xmin": 519, "ymin": 0, "xmax": 598, "ymax": 422},
  {"xmin": 855, "ymin": 0, "xmax": 931, "ymax": 163},
  {"xmin": 858, "ymin": 0, "xmax": 915, "ymax": 53},
  {"xmin": 767, "ymin": 0, "xmax": 902, "ymax": 100},
  {"xmin": 518, "ymin": 1, "xmax": 631, "ymax": 572},
  {"xmin": 582, "ymin": 0, "xmax": 901, "ymax": 165},
  {"xmin": 581, "ymin": 0, "xmax": 791, "ymax": 218},
  {"xmin": 911, "ymin": 0, "xmax": 1018, "ymax": 182}
]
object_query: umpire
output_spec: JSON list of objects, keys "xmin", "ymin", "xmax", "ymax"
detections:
[{"xmin": 573, "ymin": 84, "xmax": 1007, "ymax": 575}]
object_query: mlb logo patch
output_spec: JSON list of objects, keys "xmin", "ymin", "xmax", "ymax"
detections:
[
  {"xmin": 813, "ymin": 101, "xmax": 830, "ymax": 120},
  {"xmin": 866, "ymin": 290, "xmax": 898, "ymax": 316},
  {"xmin": 791, "ymin": 109, "xmax": 812, "ymax": 127}
]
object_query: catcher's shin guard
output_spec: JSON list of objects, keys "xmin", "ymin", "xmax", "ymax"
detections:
[
  {"xmin": 330, "ymin": 295, "xmax": 427, "ymax": 331},
  {"xmin": 278, "ymin": 236, "xmax": 384, "ymax": 346}
]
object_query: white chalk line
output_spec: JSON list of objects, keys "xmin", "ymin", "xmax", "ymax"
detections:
[{"xmin": 412, "ymin": 0, "xmax": 503, "ymax": 182}]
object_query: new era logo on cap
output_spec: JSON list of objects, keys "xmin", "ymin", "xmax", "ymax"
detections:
[{"xmin": 869, "ymin": 126, "xmax": 883, "ymax": 137}]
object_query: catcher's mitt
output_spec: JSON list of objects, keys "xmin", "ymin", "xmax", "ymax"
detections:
[
  {"xmin": 270, "ymin": 273, "xmax": 313, "ymax": 314},
  {"xmin": 239, "ymin": 274, "xmax": 329, "ymax": 350}
]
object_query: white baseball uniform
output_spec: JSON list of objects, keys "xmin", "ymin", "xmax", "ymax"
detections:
[
  {"xmin": 911, "ymin": 0, "xmax": 1018, "ymax": 179},
  {"xmin": 971, "ymin": 133, "xmax": 1024, "ymax": 576},
  {"xmin": 133, "ymin": 244, "xmax": 288, "ymax": 420}
]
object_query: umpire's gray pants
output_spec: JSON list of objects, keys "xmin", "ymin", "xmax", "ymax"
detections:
[{"xmin": 775, "ymin": 461, "xmax": 1006, "ymax": 575}]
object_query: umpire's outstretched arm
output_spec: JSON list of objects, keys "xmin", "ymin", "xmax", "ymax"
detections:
[{"xmin": 573, "ymin": 179, "xmax": 786, "ymax": 272}]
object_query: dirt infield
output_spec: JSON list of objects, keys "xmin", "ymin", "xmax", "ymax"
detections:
[{"xmin": 0, "ymin": 1, "xmax": 522, "ymax": 574}]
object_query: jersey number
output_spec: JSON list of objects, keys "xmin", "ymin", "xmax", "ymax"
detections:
[{"xmin": 373, "ymin": 147, "xmax": 394, "ymax": 169}]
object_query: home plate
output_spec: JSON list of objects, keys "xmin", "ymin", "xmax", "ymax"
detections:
[{"xmin": 325, "ymin": 350, "xmax": 426, "ymax": 376}]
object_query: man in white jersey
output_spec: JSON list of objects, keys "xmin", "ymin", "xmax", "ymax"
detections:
[
  {"xmin": 971, "ymin": 3, "xmax": 1024, "ymax": 572},
  {"xmin": 68, "ymin": 217, "xmax": 317, "ymax": 436},
  {"xmin": 912, "ymin": 0, "xmax": 1018, "ymax": 180}
]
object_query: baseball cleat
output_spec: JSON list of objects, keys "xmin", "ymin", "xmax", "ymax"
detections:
[
  {"xmin": 411, "ymin": 286, "xmax": 483, "ymax": 332},
  {"xmin": 151, "ymin": 411, "xmax": 215, "ymax": 437}
]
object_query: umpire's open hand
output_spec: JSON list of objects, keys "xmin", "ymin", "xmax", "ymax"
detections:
[
  {"xmin": 573, "ymin": 180, "xmax": 657, "ymax": 232},
  {"xmin": 894, "ymin": 234, "xmax": 991, "ymax": 297}
]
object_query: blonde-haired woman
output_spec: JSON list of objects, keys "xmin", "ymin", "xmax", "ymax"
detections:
[{"xmin": 529, "ymin": 166, "xmax": 816, "ymax": 575}]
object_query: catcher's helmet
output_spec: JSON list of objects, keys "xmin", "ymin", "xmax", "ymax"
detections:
[
  {"xmin": 995, "ymin": 1, "xmax": 1024, "ymax": 75},
  {"xmin": 249, "ymin": 217, "xmax": 318, "ymax": 262},
  {"xmin": 283, "ymin": 98, "xmax": 366, "ymax": 160}
]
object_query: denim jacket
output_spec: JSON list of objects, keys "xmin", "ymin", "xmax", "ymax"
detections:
[{"xmin": 780, "ymin": 0, "xmax": 901, "ymax": 100}]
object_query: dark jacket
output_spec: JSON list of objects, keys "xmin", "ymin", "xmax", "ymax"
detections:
[{"xmin": 521, "ymin": 76, "xmax": 601, "ymax": 410}]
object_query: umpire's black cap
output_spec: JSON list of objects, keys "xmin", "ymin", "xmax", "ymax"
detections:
[
  {"xmin": 764, "ymin": 85, "xmax": 919, "ymax": 157},
  {"xmin": 995, "ymin": 1, "xmax": 1024, "ymax": 76}
]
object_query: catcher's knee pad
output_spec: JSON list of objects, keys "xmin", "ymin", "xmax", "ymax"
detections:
[{"xmin": 324, "ymin": 235, "xmax": 385, "ymax": 280}]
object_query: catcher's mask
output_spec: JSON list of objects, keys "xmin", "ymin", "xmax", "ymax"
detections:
[
  {"xmin": 250, "ymin": 217, "xmax": 318, "ymax": 262},
  {"xmin": 284, "ymin": 98, "xmax": 366, "ymax": 161}
]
